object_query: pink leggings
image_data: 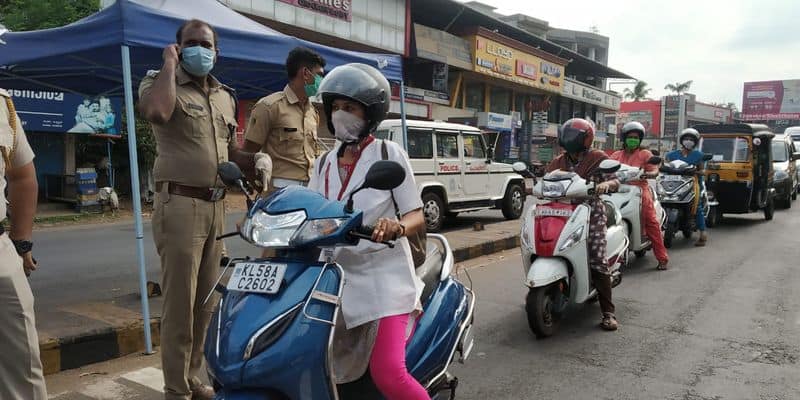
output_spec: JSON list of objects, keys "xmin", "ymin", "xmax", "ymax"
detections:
[{"xmin": 369, "ymin": 314, "xmax": 430, "ymax": 400}]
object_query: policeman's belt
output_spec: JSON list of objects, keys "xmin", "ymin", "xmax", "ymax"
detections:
[
  {"xmin": 156, "ymin": 182, "xmax": 226, "ymax": 202},
  {"xmin": 272, "ymin": 178, "xmax": 308, "ymax": 188}
]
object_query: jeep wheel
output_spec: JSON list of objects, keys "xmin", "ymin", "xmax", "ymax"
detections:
[
  {"xmin": 422, "ymin": 192, "xmax": 445, "ymax": 232},
  {"xmin": 502, "ymin": 184, "xmax": 525, "ymax": 220}
]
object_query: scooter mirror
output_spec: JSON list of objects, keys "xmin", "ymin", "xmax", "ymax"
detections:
[
  {"xmin": 598, "ymin": 159, "xmax": 621, "ymax": 174},
  {"xmin": 702, "ymin": 153, "xmax": 713, "ymax": 161},
  {"xmin": 512, "ymin": 162, "xmax": 528, "ymax": 173},
  {"xmin": 647, "ymin": 156, "xmax": 662, "ymax": 165},
  {"xmin": 218, "ymin": 162, "xmax": 245, "ymax": 187},
  {"xmin": 362, "ymin": 160, "xmax": 406, "ymax": 191}
]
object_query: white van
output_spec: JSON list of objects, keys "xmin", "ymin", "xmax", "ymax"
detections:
[{"xmin": 376, "ymin": 119, "xmax": 528, "ymax": 232}]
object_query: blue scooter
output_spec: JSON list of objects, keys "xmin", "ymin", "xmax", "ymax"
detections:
[{"xmin": 204, "ymin": 161, "xmax": 475, "ymax": 399}]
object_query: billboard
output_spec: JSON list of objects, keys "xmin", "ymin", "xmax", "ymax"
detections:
[
  {"xmin": 277, "ymin": 0, "xmax": 351, "ymax": 22},
  {"xmin": 9, "ymin": 89, "xmax": 122, "ymax": 136},
  {"xmin": 619, "ymin": 100, "xmax": 662, "ymax": 136},
  {"xmin": 742, "ymin": 80, "xmax": 800, "ymax": 120}
]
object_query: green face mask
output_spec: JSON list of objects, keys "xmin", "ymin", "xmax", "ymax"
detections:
[
  {"xmin": 304, "ymin": 74, "xmax": 322, "ymax": 98},
  {"xmin": 625, "ymin": 137, "xmax": 641, "ymax": 149}
]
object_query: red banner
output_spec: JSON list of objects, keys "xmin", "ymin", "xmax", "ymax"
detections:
[{"xmin": 742, "ymin": 80, "xmax": 800, "ymax": 120}]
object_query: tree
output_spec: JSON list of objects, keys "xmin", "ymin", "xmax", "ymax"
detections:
[
  {"xmin": 0, "ymin": 0, "xmax": 99, "ymax": 31},
  {"xmin": 664, "ymin": 80, "xmax": 693, "ymax": 95},
  {"xmin": 623, "ymin": 81, "xmax": 652, "ymax": 102}
]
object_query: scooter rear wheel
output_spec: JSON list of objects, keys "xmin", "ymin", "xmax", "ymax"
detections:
[{"xmin": 526, "ymin": 286, "xmax": 560, "ymax": 339}]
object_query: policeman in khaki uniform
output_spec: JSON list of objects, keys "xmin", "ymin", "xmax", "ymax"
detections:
[
  {"xmin": 138, "ymin": 19, "xmax": 264, "ymax": 400},
  {"xmin": 0, "ymin": 88, "xmax": 47, "ymax": 399},
  {"xmin": 243, "ymin": 47, "xmax": 326, "ymax": 190}
]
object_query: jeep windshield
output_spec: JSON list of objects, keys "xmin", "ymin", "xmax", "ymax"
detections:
[
  {"xmin": 771, "ymin": 141, "xmax": 789, "ymax": 162},
  {"xmin": 700, "ymin": 137, "xmax": 750, "ymax": 162}
]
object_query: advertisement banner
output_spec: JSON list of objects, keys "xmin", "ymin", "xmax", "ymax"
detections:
[
  {"xmin": 277, "ymin": 0, "xmax": 351, "ymax": 21},
  {"xmin": 472, "ymin": 35, "xmax": 566, "ymax": 95},
  {"xmin": 663, "ymin": 95, "xmax": 681, "ymax": 138},
  {"xmin": 9, "ymin": 89, "xmax": 122, "ymax": 136},
  {"xmin": 742, "ymin": 80, "xmax": 800, "ymax": 120}
]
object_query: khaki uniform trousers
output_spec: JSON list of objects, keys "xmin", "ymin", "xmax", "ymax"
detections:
[
  {"xmin": 0, "ymin": 235, "xmax": 46, "ymax": 400},
  {"xmin": 153, "ymin": 189, "xmax": 224, "ymax": 400}
]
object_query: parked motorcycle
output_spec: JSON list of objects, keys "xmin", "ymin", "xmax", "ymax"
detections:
[
  {"xmin": 656, "ymin": 156, "xmax": 715, "ymax": 248},
  {"xmin": 204, "ymin": 161, "xmax": 475, "ymax": 399},
  {"xmin": 519, "ymin": 159, "xmax": 629, "ymax": 338},
  {"xmin": 606, "ymin": 157, "xmax": 666, "ymax": 258}
]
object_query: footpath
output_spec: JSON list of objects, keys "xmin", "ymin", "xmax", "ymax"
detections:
[{"xmin": 36, "ymin": 215, "xmax": 522, "ymax": 375}]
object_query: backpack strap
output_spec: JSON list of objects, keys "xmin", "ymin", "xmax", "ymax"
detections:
[
  {"xmin": 382, "ymin": 140, "xmax": 402, "ymax": 217},
  {"xmin": 318, "ymin": 149, "xmax": 331, "ymax": 175}
]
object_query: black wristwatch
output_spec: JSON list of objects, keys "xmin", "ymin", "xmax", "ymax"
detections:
[{"xmin": 12, "ymin": 239, "xmax": 33, "ymax": 255}]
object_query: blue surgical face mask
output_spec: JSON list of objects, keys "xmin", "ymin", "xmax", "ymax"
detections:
[{"xmin": 181, "ymin": 46, "xmax": 215, "ymax": 77}]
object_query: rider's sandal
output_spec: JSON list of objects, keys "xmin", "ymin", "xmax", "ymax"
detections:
[
  {"xmin": 695, "ymin": 237, "xmax": 707, "ymax": 247},
  {"xmin": 600, "ymin": 313, "xmax": 618, "ymax": 331},
  {"xmin": 656, "ymin": 261, "xmax": 669, "ymax": 271}
]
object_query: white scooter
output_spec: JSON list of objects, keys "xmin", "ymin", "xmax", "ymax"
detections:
[
  {"xmin": 516, "ymin": 160, "xmax": 629, "ymax": 338},
  {"xmin": 606, "ymin": 157, "xmax": 666, "ymax": 258}
]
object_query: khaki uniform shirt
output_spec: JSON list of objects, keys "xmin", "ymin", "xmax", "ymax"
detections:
[
  {"xmin": 245, "ymin": 85, "xmax": 318, "ymax": 181},
  {"xmin": 0, "ymin": 89, "xmax": 36, "ymax": 218},
  {"xmin": 138, "ymin": 67, "xmax": 237, "ymax": 188}
]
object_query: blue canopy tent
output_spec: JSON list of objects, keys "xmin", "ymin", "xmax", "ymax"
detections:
[{"xmin": 0, "ymin": 0, "xmax": 405, "ymax": 353}]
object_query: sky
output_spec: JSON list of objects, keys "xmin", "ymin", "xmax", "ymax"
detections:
[{"xmin": 455, "ymin": 0, "xmax": 800, "ymax": 108}]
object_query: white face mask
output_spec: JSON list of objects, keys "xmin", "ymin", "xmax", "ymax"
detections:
[
  {"xmin": 682, "ymin": 139, "xmax": 696, "ymax": 150},
  {"xmin": 332, "ymin": 110, "xmax": 366, "ymax": 142}
]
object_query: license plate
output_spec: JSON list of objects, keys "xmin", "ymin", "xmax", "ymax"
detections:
[
  {"xmin": 227, "ymin": 262, "xmax": 287, "ymax": 294},
  {"xmin": 662, "ymin": 175, "xmax": 683, "ymax": 181},
  {"xmin": 534, "ymin": 207, "xmax": 573, "ymax": 217}
]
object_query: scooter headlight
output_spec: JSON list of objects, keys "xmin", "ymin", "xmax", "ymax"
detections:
[
  {"xmin": 241, "ymin": 210, "xmax": 307, "ymax": 248},
  {"xmin": 558, "ymin": 225, "xmax": 585, "ymax": 252},
  {"xmin": 775, "ymin": 170, "xmax": 789, "ymax": 181},
  {"xmin": 542, "ymin": 180, "xmax": 569, "ymax": 198}
]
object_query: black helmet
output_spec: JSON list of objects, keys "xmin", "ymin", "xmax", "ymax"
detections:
[
  {"xmin": 621, "ymin": 121, "xmax": 646, "ymax": 140},
  {"xmin": 318, "ymin": 63, "xmax": 391, "ymax": 138}
]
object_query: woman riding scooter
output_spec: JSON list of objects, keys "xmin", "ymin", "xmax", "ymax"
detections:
[
  {"xmin": 611, "ymin": 121, "xmax": 669, "ymax": 270},
  {"xmin": 308, "ymin": 63, "xmax": 430, "ymax": 399},
  {"xmin": 546, "ymin": 118, "xmax": 621, "ymax": 331},
  {"xmin": 665, "ymin": 128, "xmax": 708, "ymax": 247}
]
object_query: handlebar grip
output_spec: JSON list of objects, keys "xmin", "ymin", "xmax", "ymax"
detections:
[{"xmin": 350, "ymin": 227, "xmax": 395, "ymax": 249}]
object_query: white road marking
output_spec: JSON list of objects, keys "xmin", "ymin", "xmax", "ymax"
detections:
[{"xmin": 119, "ymin": 366, "xmax": 164, "ymax": 393}]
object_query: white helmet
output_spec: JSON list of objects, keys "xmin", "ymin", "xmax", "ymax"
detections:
[
  {"xmin": 0, "ymin": 23, "xmax": 7, "ymax": 45},
  {"xmin": 679, "ymin": 128, "xmax": 700, "ymax": 143}
]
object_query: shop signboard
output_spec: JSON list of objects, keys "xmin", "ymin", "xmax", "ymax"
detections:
[
  {"xmin": 742, "ymin": 79, "xmax": 800, "ymax": 120},
  {"xmin": 477, "ymin": 112, "xmax": 513, "ymax": 131},
  {"xmin": 414, "ymin": 24, "xmax": 473, "ymax": 70},
  {"xmin": 277, "ymin": 0, "xmax": 351, "ymax": 21},
  {"xmin": 9, "ymin": 89, "xmax": 122, "ymax": 136},
  {"xmin": 562, "ymin": 79, "xmax": 621, "ymax": 111},
  {"xmin": 471, "ymin": 35, "xmax": 566, "ymax": 95},
  {"xmin": 617, "ymin": 110, "xmax": 654, "ymax": 135},
  {"xmin": 393, "ymin": 86, "xmax": 450, "ymax": 105}
]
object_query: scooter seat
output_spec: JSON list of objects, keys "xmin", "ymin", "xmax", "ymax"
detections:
[{"xmin": 416, "ymin": 239, "xmax": 444, "ymax": 302}]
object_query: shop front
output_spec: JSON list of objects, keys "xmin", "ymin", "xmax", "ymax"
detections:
[
  {"xmin": 9, "ymin": 89, "xmax": 122, "ymax": 210},
  {"xmin": 561, "ymin": 78, "xmax": 621, "ymax": 150}
]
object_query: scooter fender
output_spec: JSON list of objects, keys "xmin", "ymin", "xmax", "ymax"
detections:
[
  {"xmin": 667, "ymin": 207, "xmax": 680, "ymax": 226},
  {"xmin": 525, "ymin": 258, "xmax": 569, "ymax": 289}
]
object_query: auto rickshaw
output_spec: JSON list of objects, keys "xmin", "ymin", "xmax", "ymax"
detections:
[{"xmin": 695, "ymin": 123, "xmax": 776, "ymax": 222}]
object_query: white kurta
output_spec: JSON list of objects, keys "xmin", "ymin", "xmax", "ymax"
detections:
[{"xmin": 309, "ymin": 139, "xmax": 425, "ymax": 329}]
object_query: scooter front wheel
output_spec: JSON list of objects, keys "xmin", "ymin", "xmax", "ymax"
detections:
[{"xmin": 526, "ymin": 286, "xmax": 561, "ymax": 339}]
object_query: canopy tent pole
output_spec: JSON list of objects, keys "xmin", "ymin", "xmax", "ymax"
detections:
[
  {"xmin": 399, "ymin": 80, "xmax": 408, "ymax": 148},
  {"xmin": 121, "ymin": 45, "xmax": 154, "ymax": 355},
  {"xmin": 107, "ymin": 139, "xmax": 115, "ymax": 188}
]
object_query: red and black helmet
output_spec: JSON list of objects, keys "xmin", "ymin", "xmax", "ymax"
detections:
[{"xmin": 559, "ymin": 118, "xmax": 595, "ymax": 153}]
